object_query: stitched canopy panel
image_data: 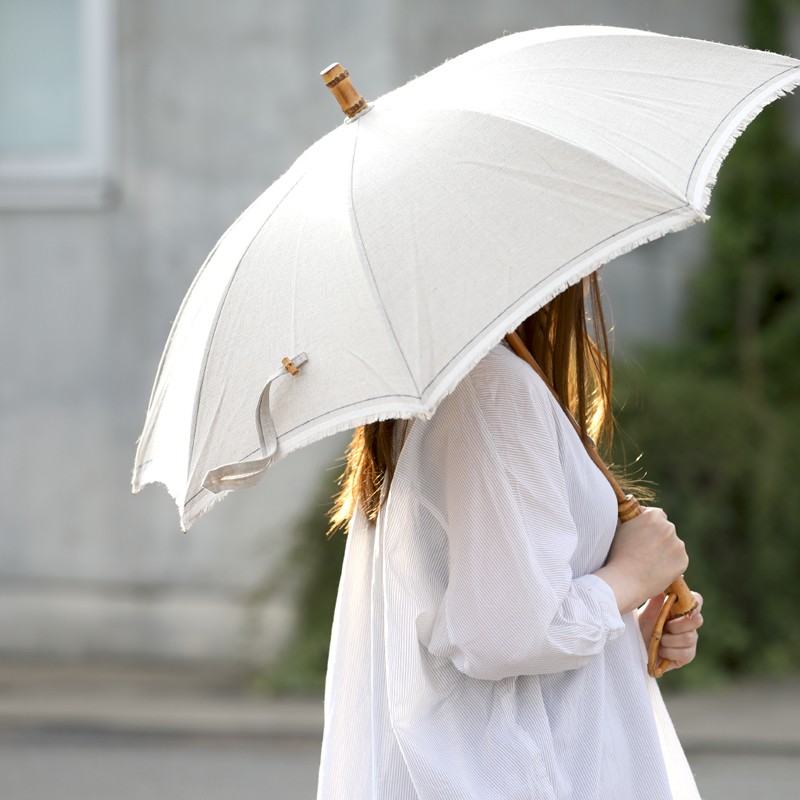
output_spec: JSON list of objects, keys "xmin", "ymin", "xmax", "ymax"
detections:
[{"xmin": 132, "ymin": 25, "xmax": 800, "ymax": 529}]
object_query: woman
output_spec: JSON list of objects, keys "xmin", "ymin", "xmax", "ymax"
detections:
[{"xmin": 316, "ymin": 273, "xmax": 704, "ymax": 799}]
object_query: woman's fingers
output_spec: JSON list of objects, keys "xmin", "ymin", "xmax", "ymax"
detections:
[
  {"xmin": 660, "ymin": 646, "xmax": 697, "ymax": 664},
  {"xmin": 638, "ymin": 590, "xmax": 704, "ymax": 672},
  {"xmin": 665, "ymin": 592, "xmax": 704, "ymax": 635},
  {"xmin": 659, "ymin": 626, "xmax": 699, "ymax": 668},
  {"xmin": 665, "ymin": 611, "xmax": 704, "ymax": 635},
  {"xmin": 659, "ymin": 637, "xmax": 698, "ymax": 658},
  {"xmin": 659, "ymin": 640, "xmax": 697, "ymax": 671},
  {"xmin": 660, "ymin": 592, "xmax": 703, "ymax": 672},
  {"xmin": 660, "ymin": 630, "xmax": 698, "ymax": 649}
]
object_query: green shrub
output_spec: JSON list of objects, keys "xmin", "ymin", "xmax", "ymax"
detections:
[
  {"xmin": 247, "ymin": 466, "xmax": 345, "ymax": 695},
  {"xmin": 614, "ymin": 0, "xmax": 800, "ymax": 687},
  {"xmin": 614, "ymin": 356, "xmax": 800, "ymax": 687}
]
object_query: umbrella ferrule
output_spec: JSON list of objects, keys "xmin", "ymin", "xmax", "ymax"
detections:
[{"xmin": 321, "ymin": 63, "xmax": 370, "ymax": 119}]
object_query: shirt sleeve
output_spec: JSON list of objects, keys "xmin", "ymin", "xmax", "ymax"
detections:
[{"xmin": 418, "ymin": 347, "xmax": 625, "ymax": 681}]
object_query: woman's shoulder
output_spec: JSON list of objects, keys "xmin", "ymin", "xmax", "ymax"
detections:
[
  {"xmin": 465, "ymin": 340, "xmax": 554, "ymax": 418},
  {"xmin": 393, "ymin": 340, "xmax": 562, "ymax": 499},
  {"xmin": 400, "ymin": 340, "xmax": 556, "ymax": 457}
]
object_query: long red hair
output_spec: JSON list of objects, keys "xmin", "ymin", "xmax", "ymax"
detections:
[{"xmin": 328, "ymin": 272, "xmax": 616, "ymax": 534}]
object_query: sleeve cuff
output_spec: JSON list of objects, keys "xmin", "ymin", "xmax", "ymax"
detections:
[{"xmin": 573, "ymin": 573, "xmax": 627, "ymax": 639}]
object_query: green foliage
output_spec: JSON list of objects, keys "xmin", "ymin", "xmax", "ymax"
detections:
[
  {"xmin": 615, "ymin": 356, "xmax": 800, "ymax": 686},
  {"xmin": 247, "ymin": 465, "xmax": 345, "ymax": 695},
  {"xmin": 614, "ymin": 0, "xmax": 800, "ymax": 686}
]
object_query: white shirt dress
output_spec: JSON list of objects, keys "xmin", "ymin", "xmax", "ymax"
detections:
[{"xmin": 316, "ymin": 342, "xmax": 701, "ymax": 799}]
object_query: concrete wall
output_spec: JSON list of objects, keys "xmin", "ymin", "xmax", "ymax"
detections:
[{"xmin": 0, "ymin": 0, "xmax": 764, "ymax": 666}]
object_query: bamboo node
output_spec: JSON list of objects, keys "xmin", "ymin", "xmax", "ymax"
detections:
[
  {"xmin": 321, "ymin": 62, "xmax": 368, "ymax": 119},
  {"xmin": 617, "ymin": 494, "xmax": 641, "ymax": 522},
  {"xmin": 345, "ymin": 98, "xmax": 367, "ymax": 116},
  {"xmin": 325, "ymin": 68, "xmax": 350, "ymax": 89}
]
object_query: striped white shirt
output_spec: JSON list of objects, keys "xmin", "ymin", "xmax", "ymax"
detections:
[{"xmin": 317, "ymin": 343, "xmax": 701, "ymax": 799}]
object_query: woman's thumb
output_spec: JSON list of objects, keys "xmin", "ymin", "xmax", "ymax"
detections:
[{"xmin": 638, "ymin": 592, "xmax": 667, "ymax": 635}]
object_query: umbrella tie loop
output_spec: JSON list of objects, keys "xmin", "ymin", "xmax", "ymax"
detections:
[{"xmin": 202, "ymin": 353, "xmax": 308, "ymax": 494}]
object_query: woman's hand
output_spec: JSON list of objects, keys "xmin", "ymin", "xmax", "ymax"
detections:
[
  {"xmin": 593, "ymin": 507, "xmax": 689, "ymax": 614},
  {"xmin": 638, "ymin": 591, "xmax": 704, "ymax": 673}
]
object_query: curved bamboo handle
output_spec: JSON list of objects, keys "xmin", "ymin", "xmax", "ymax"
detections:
[
  {"xmin": 618, "ymin": 495, "xmax": 697, "ymax": 677},
  {"xmin": 504, "ymin": 332, "xmax": 697, "ymax": 678}
]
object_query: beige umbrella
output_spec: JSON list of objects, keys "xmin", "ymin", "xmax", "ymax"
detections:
[{"xmin": 132, "ymin": 25, "xmax": 800, "ymax": 673}]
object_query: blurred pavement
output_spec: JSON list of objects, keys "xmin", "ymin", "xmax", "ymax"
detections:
[{"xmin": 0, "ymin": 661, "xmax": 798, "ymax": 799}]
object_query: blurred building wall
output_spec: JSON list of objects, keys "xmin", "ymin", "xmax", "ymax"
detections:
[{"xmin": 0, "ymin": 0, "xmax": 752, "ymax": 666}]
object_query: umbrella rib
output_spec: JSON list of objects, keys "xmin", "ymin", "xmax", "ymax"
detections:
[
  {"xmin": 185, "ymin": 170, "xmax": 309, "ymax": 484},
  {"xmin": 237, "ymin": 392, "xmax": 422, "ymax": 461},
  {"xmin": 190, "ymin": 182, "xmax": 680, "ymax": 507},
  {"xmin": 419, "ymin": 201, "xmax": 693, "ymax": 398},
  {"xmin": 183, "ymin": 390, "xmax": 422, "ymax": 505},
  {"xmin": 684, "ymin": 64, "xmax": 800, "ymax": 206},
  {"xmin": 348, "ymin": 121, "xmax": 422, "ymax": 398},
  {"xmin": 379, "ymin": 102, "xmax": 693, "ymax": 208},
  {"xmin": 134, "ymin": 202, "xmax": 244, "ymax": 484},
  {"xmin": 485, "ymin": 107, "xmax": 692, "ymax": 207},
  {"xmin": 186, "ymin": 202, "xmax": 698, "ymax": 505},
  {"xmin": 140, "ymin": 231, "xmax": 230, "ymax": 423},
  {"xmin": 135, "ymin": 198, "xmax": 254, "ymax": 493}
]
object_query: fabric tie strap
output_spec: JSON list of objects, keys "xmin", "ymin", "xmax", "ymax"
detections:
[{"xmin": 202, "ymin": 352, "xmax": 308, "ymax": 493}]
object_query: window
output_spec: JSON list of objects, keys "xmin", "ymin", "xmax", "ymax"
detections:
[{"xmin": 0, "ymin": 0, "xmax": 117, "ymax": 209}]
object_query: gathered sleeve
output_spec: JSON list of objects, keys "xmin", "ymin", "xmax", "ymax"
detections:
[{"xmin": 415, "ymin": 349, "xmax": 625, "ymax": 682}]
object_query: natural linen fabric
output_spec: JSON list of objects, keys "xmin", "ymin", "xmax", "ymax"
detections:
[
  {"xmin": 316, "ymin": 344, "xmax": 700, "ymax": 799},
  {"xmin": 131, "ymin": 26, "xmax": 800, "ymax": 532}
]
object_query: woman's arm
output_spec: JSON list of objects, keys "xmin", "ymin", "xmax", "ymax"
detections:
[
  {"xmin": 411, "ymin": 346, "xmax": 701, "ymax": 681},
  {"xmin": 414, "ymin": 352, "xmax": 627, "ymax": 681},
  {"xmin": 592, "ymin": 506, "xmax": 690, "ymax": 614}
]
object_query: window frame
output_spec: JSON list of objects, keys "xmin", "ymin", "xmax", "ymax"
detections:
[{"xmin": 0, "ymin": 0, "xmax": 118, "ymax": 210}]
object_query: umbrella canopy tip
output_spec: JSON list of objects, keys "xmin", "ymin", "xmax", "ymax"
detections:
[{"xmin": 321, "ymin": 63, "xmax": 368, "ymax": 118}]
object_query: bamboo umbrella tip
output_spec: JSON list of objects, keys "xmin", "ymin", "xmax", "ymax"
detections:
[
  {"xmin": 320, "ymin": 63, "xmax": 343, "ymax": 79},
  {"xmin": 321, "ymin": 63, "xmax": 368, "ymax": 118}
]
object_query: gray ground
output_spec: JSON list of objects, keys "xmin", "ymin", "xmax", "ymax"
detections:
[
  {"xmin": 2, "ymin": 731, "xmax": 799, "ymax": 800},
  {"xmin": 0, "ymin": 731, "xmax": 319, "ymax": 800},
  {"xmin": 0, "ymin": 663, "xmax": 798, "ymax": 799}
]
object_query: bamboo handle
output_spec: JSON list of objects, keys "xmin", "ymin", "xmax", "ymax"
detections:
[
  {"xmin": 321, "ymin": 63, "xmax": 368, "ymax": 118},
  {"xmin": 504, "ymin": 332, "xmax": 697, "ymax": 678},
  {"xmin": 616, "ymin": 495, "xmax": 697, "ymax": 677}
]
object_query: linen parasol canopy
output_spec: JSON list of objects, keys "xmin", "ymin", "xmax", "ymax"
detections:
[{"xmin": 132, "ymin": 25, "xmax": 800, "ymax": 531}]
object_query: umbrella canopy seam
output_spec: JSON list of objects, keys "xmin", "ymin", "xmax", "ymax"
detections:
[
  {"xmin": 375, "ymin": 103, "xmax": 696, "ymax": 212},
  {"xmin": 179, "ymin": 197, "xmax": 702, "ymax": 497},
  {"xmin": 418, "ymin": 201, "xmax": 697, "ymax": 400},
  {"xmin": 183, "ymin": 393, "xmax": 425, "ymax": 507},
  {"xmin": 178, "ymin": 200, "xmax": 701, "ymax": 506},
  {"xmin": 348, "ymin": 120, "xmax": 423, "ymax": 397},
  {"xmin": 132, "ymin": 223, "xmax": 241, "ymax": 496},
  {"xmin": 137, "ymin": 230, "xmax": 231, "ymax": 426},
  {"xmin": 686, "ymin": 65, "xmax": 800, "ymax": 207},
  {"xmin": 185, "ymin": 169, "xmax": 309, "ymax": 484}
]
